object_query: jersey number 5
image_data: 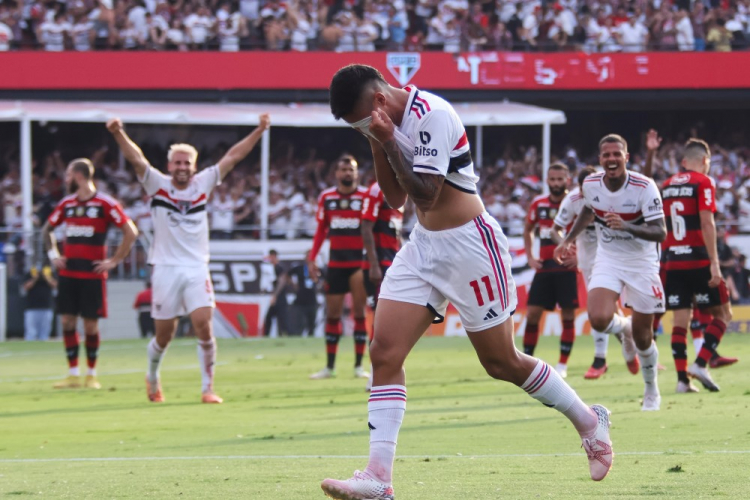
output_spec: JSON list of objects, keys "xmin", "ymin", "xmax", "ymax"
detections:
[{"xmin": 470, "ymin": 276, "xmax": 495, "ymax": 307}]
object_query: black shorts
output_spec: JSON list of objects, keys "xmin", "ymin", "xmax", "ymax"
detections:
[
  {"xmin": 363, "ymin": 265, "xmax": 389, "ymax": 309},
  {"xmin": 527, "ymin": 270, "xmax": 579, "ymax": 311},
  {"xmin": 324, "ymin": 267, "xmax": 362, "ymax": 295},
  {"xmin": 56, "ymin": 276, "xmax": 108, "ymax": 319},
  {"xmin": 665, "ymin": 267, "xmax": 729, "ymax": 310}
]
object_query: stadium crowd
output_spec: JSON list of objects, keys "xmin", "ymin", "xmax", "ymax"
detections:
[{"xmin": 1, "ymin": 0, "xmax": 750, "ymax": 52}]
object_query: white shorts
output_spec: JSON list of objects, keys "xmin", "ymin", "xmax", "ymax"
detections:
[
  {"xmin": 588, "ymin": 262, "xmax": 665, "ymax": 314},
  {"xmin": 151, "ymin": 264, "xmax": 215, "ymax": 320},
  {"xmin": 379, "ymin": 212, "xmax": 517, "ymax": 333},
  {"xmin": 580, "ymin": 266, "xmax": 593, "ymax": 286}
]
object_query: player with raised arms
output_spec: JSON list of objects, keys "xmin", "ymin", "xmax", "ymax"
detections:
[
  {"xmin": 320, "ymin": 64, "xmax": 613, "ymax": 500},
  {"xmin": 107, "ymin": 114, "xmax": 270, "ymax": 403}
]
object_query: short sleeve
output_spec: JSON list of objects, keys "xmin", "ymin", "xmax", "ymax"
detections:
[
  {"xmin": 193, "ymin": 165, "xmax": 221, "ymax": 195},
  {"xmin": 641, "ymin": 180, "xmax": 665, "ymax": 222},
  {"xmin": 698, "ymin": 176, "xmax": 717, "ymax": 213},
  {"xmin": 106, "ymin": 200, "xmax": 129, "ymax": 228},
  {"xmin": 316, "ymin": 194, "xmax": 327, "ymax": 224},
  {"xmin": 47, "ymin": 201, "xmax": 66, "ymax": 227},
  {"xmin": 581, "ymin": 183, "xmax": 593, "ymax": 209},
  {"xmin": 361, "ymin": 188, "xmax": 382, "ymax": 222},
  {"xmin": 412, "ymin": 109, "xmax": 453, "ymax": 177},
  {"xmin": 138, "ymin": 165, "xmax": 169, "ymax": 197},
  {"xmin": 554, "ymin": 194, "xmax": 575, "ymax": 228},
  {"xmin": 526, "ymin": 200, "xmax": 538, "ymax": 224}
]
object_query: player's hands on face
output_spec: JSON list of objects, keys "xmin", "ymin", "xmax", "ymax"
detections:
[
  {"xmin": 368, "ymin": 109, "xmax": 395, "ymax": 144},
  {"xmin": 708, "ymin": 262, "xmax": 722, "ymax": 288},
  {"xmin": 368, "ymin": 265, "xmax": 383, "ymax": 284},
  {"xmin": 93, "ymin": 258, "xmax": 118, "ymax": 274},
  {"xmin": 646, "ymin": 129, "xmax": 662, "ymax": 152},
  {"xmin": 258, "ymin": 113, "xmax": 271, "ymax": 131},
  {"xmin": 604, "ymin": 212, "xmax": 626, "ymax": 230},
  {"xmin": 106, "ymin": 118, "xmax": 123, "ymax": 134},
  {"xmin": 52, "ymin": 257, "xmax": 67, "ymax": 270}
]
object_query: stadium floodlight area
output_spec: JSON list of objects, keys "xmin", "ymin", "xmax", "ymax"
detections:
[{"xmin": 0, "ymin": 100, "xmax": 566, "ymax": 241}]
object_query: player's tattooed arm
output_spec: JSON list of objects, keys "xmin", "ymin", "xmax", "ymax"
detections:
[
  {"xmin": 604, "ymin": 214, "xmax": 666, "ymax": 242},
  {"xmin": 381, "ymin": 139, "xmax": 443, "ymax": 213},
  {"xmin": 369, "ymin": 138, "xmax": 407, "ymax": 209}
]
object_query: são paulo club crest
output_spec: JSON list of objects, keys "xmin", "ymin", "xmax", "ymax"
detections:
[{"xmin": 386, "ymin": 53, "xmax": 421, "ymax": 86}]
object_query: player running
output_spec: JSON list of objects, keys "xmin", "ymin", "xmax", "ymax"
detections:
[
  {"xmin": 361, "ymin": 181, "xmax": 403, "ymax": 390},
  {"xmin": 44, "ymin": 158, "xmax": 138, "ymax": 389},
  {"xmin": 522, "ymin": 163, "xmax": 580, "ymax": 378},
  {"xmin": 308, "ymin": 156, "xmax": 370, "ymax": 380},
  {"xmin": 321, "ymin": 64, "xmax": 613, "ymax": 500},
  {"xmin": 553, "ymin": 166, "xmax": 639, "ymax": 379},
  {"xmin": 662, "ymin": 139, "xmax": 734, "ymax": 393},
  {"xmin": 555, "ymin": 134, "xmax": 666, "ymax": 412},
  {"xmin": 107, "ymin": 114, "xmax": 270, "ymax": 403}
]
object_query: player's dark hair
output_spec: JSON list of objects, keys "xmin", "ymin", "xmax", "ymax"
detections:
[
  {"xmin": 684, "ymin": 138, "xmax": 711, "ymax": 159},
  {"xmin": 329, "ymin": 65, "xmax": 388, "ymax": 120},
  {"xmin": 598, "ymin": 134, "xmax": 628, "ymax": 152},
  {"xmin": 549, "ymin": 162, "xmax": 569, "ymax": 174},
  {"xmin": 577, "ymin": 165, "xmax": 597, "ymax": 186},
  {"xmin": 269, "ymin": 249, "xmax": 278, "ymax": 256},
  {"xmin": 69, "ymin": 158, "xmax": 94, "ymax": 179}
]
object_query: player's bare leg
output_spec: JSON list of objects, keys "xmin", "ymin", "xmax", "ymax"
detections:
[
  {"xmin": 631, "ymin": 311, "xmax": 661, "ymax": 410},
  {"xmin": 191, "ymin": 306, "xmax": 222, "ymax": 403},
  {"xmin": 349, "ymin": 269, "xmax": 369, "ymax": 378},
  {"xmin": 688, "ymin": 301, "xmax": 733, "ymax": 391},
  {"xmin": 82, "ymin": 318, "xmax": 101, "ymax": 389},
  {"xmin": 146, "ymin": 318, "xmax": 176, "ymax": 402},
  {"xmin": 53, "ymin": 314, "xmax": 82, "ymax": 389},
  {"xmin": 311, "ymin": 293, "xmax": 345, "ymax": 379},
  {"xmin": 522, "ymin": 305, "xmax": 544, "ymax": 356},
  {"xmin": 557, "ymin": 307, "xmax": 577, "ymax": 378}
]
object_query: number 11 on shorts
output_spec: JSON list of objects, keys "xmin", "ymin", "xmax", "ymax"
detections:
[{"xmin": 470, "ymin": 276, "xmax": 495, "ymax": 306}]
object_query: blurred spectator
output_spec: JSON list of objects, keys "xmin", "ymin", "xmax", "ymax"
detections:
[
  {"xmin": 133, "ymin": 281, "xmax": 154, "ymax": 338},
  {"xmin": 675, "ymin": 9, "xmax": 694, "ymax": 51},
  {"xmin": 617, "ymin": 13, "xmax": 649, "ymax": 52},
  {"xmin": 22, "ymin": 264, "xmax": 57, "ymax": 341},
  {"xmin": 731, "ymin": 254, "xmax": 750, "ymax": 304},
  {"xmin": 288, "ymin": 251, "xmax": 320, "ymax": 336},
  {"xmin": 0, "ymin": 18, "xmax": 14, "ymax": 51},
  {"xmin": 707, "ymin": 18, "xmax": 733, "ymax": 52},
  {"xmin": 262, "ymin": 249, "xmax": 288, "ymax": 337}
]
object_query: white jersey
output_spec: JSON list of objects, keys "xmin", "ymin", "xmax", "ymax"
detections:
[
  {"xmin": 554, "ymin": 187, "xmax": 598, "ymax": 272},
  {"xmin": 394, "ymin": 85, "xmax": 479, "ymax": 194},
  {"xmin": 139, "ymin": 164, "xmax": 221, "ymax": 265},
  {"xmin": 582, "ymin": 171, "xmax": 664, "ymax": 273}
]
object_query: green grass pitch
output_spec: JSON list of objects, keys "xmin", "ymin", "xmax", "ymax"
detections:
[{"xmin": 1, "ymin": 334, "xmax": 749, "ymax": 499}]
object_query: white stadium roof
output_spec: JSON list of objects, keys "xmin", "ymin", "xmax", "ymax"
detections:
[{"xmin": 0, "ymin": 100, "xmax": 566, "ymax": 127}]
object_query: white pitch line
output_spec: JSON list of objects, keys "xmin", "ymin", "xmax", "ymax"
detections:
[
  {"xmin": 1, "ymin": 450, "xmax": 748, "ymax": 464},
  {"xmin": 0, "ymin": 340, "xmax": 196, "ymax": 358},
  {"xmin": 0, "ymin": 361, "xmax": 229, "ymax": 383}
]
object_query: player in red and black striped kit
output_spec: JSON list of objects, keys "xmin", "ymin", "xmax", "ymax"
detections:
[
  {"xmin": 662, "ymin": 139, "xmax": 734, "ymax": 393},
  {"xmin": 523, "ymin": 163, "xmax": 579, "ymax": 378},
  {"xmin": 43, "ymin": 158, "xmax": 138, "ymax": 390},
  {"xmin": 308, "ymin": 155, "xmax": 370, "ymax": 379}
]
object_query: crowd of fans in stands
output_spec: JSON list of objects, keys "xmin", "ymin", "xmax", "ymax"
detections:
[{"xmin": 2, "ymin": 0, "xmax": 750, "ymax": 52}]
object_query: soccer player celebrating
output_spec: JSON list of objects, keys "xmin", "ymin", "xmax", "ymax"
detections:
[
  {"xmin": 308, "ymin": 155, "xmax": 370, "ymax": 380},
  {"xmin": 361, "ymin": 181, "xmax": 403, "ymax": 389},
  {"xmin": 44, "ymin": 158, "xmax": 138, "ymax": 389},
  {"xmin": 555, "ymin": 134, "xmax": 666, "ymax": 412},
  {"xmin": 553, "ymin": 166, "xmax": 639, "ymax": 379},
  {"xmin": 321, "ymin": 65, "xmax": 612, "ymax": 500},
  {"xmin": 107, "ymin": 114, "xmax": 270, "ymax": 403},
  {"xmin": 522, "ymin": 163, "xmax": 580, "ymax": 378},
  {"xmin": 662, "ymin": 139, "xmax": 733, "ymax": 392}
]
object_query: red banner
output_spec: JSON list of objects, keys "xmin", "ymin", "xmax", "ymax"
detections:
[{"xmin": 1, "ymin": 51, "xmax": 749, "ymax": 91}]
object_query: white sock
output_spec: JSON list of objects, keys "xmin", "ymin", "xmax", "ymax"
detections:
[
  {"xmin": 593, "ymin": 330, "xmax": 609, "ymax": 359},
  {"xmin": 366, "ymin": 385, "xmax": 406, "ymax": 484},
  {"xmin": 693, "ymin": 337, "xmax": 704, "ymax": 356},
  {"xmin": 521, "ymin": 360, "xmax": 596, "ymax": 437},
  {"xmin": 604, "ymin": 314, "xmax": 626, "ymax": 335},
  {"xmin": 147, "ymin": 338, "xmax": 166, "ymax": 384},
  {"xmin": 637, "ymin": 342, "xmax": 659, "ymax": 394},
  {"xmin": 69, "ymin": 367, "xmax": 80, "ymax": 376},
  {"xmin": 87, "ymin": 368, "xmax": 96, "ymax": 376},
  {"xmin": 198, "ymin": 338, "xmax": 217, "ymax": 393}
]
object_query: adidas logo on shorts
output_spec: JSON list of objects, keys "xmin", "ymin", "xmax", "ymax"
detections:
[{"xmin": 483, "ymin": 308, "xmax": 499, "ymax": 321}]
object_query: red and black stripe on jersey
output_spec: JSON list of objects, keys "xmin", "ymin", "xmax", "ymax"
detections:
[
  {"xmin": 361, "ymin": 184, "xmax": 403, "ymax": 269},
  {"xmin": 662, "ymin": 170, "xmax": 716, "ymax": 270},
  {"xmin": 47, "ymin": 192, "xmax": 129, "ymax": 280},
  {"xmin": 311, "ymin": 187, "xmax": 368, "ymax": 269},
  {"xmin": 527, "ymin": 194, "xmax": 570, "ymax": 271}
]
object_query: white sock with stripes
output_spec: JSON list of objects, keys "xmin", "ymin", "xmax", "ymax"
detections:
[
  {"xmin": 521, "ymin": 360, "xmax": 596, "ymax": 437},
  {"xmin": 604, "ymin": 314, "xmax": 627, "ymax": 335},
  {"xmin": 147, "ymin": 338, "xmax": 166, "ymax": 384},
  {"xmin": 365, "ymin": 385, "xmax": 406, "ymax": 484},
  {"xmin": 593, "ymin": 329, "xmax": 609, "ymax": 358}
]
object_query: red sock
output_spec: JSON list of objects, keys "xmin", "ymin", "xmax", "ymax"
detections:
[
  {"xmin": 85, "ymin": 333, "xmax": 100, "ymax": 369},
  {"xmin": 63, "ymin": 330, "xmax": 80, "ymax": 368},
  {"xmin": 559, "ymin": 319, "xmax": 575, "ymax": 364},
  {"xmin": 523, "ymin": 324, "xmax": 540, "ymax": 356},
  {"xmin": 653, "ymin": 313, "xmax": 663, "ymax": 333},
  {"xmin": 325, "ymin": 318, "xmax": 342, "ymax": 370},
  {"xmin": 697, "ymin": 319, "xmax": 726, "ymax": 367},
  {"xmin": 354, "ymin": 318, "xmax": 367, "ymax": 365},
  {"xmin": 671, "ymin": 327, "xmax": 688, "ymax": 376}
]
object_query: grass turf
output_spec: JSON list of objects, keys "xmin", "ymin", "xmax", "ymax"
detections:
[{"xmin": 1, "ymin": 334, "xmax": 749, "ymax": 499}]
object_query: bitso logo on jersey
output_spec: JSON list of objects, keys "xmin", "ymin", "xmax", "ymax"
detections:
[{"xmin": 386, "ymin": 53, "xmax": 421, "ymax": 86}]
